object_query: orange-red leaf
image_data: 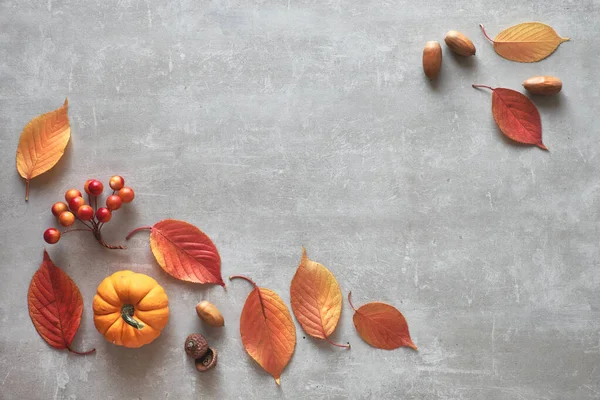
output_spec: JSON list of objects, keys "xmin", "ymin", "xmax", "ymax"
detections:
[
  {"xmin": 128, "ymin": 219, "xmax": 224, "ymax": 286},
  {"xmin": 16, "ymin": 99, "xmax": 71, "ymax": 201},
  {"xmin": 473, "ymin": 85, "xmax": 546, "ymax": 150},
  {"xmin": 348, "ymin": 292, "xmax": 416, "ymax": 350},
  {"xmin": 290, "ymin": 248, "xmax": 349, "ymax": 348},
  {"xmin": 480, "ymin": 22, "xmax": 569, "ymax": 63},
  {"xmin": 27, "ymin": 250, "xmax": 95, "ymax": 355},
  {"xmin": 230, "ymin": 275, "xmax": 296, "ymax": 385}
]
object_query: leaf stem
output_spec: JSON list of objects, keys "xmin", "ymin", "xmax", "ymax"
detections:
[
  {"xmin": 25, "ymin": 180, "xmax": 30, "ymax": 201},
  {"xmin": 125, "ymin": 226, "xmax": 153, "ymax": 240},
  {"xmin": 67, "ymin": 346, "xmax": 96, "ymax": 356},
  {"xmin": 229, "ymin": 275, "xmax": 265, "ymax": 319},
  {"xmin": 479, "ymin": 24, "xmax": 494, "ymax": 43},
  {"xmin": 472, "ymin": 84, "xmax": 494, "ymax": 91},
  {"xmin": 324, "ymin": 336, "xmax": 351, "ymax": 349},
  {"xmin": 347, "ymin": 291, "xmax": 358, "ymax": 311},
  {"xmin": 229, "ymin": 275, "xmax": 259, "ymax": 290}
]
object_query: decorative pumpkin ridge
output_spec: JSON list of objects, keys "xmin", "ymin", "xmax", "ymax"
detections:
[{"xmin": 92, "ymin": 270, "xmax": 169, "ymax": 348}]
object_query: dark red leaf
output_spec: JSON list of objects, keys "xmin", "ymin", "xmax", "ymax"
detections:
[
  {"xmin": 473, "ymin": 85, "xmax": 547, "ymax": 150},
  {"xmin": 27, "ymin": 250, "xmax": 95, "ymax": 355}
]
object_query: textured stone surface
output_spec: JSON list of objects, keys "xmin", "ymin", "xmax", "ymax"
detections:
[{"xmin": 1, "ymin": 1, "xmax": 599, "ymax": 399}]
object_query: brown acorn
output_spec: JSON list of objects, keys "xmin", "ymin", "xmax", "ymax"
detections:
[
  {"xmin": 196, "ymin": 301, "xmax": 225, "ymax": 327},
  {"xmin": 184, "ymin": 334, "xmax": 208, "ymax": 359},
  {"xmin": 195, "ymin": 347, "xmax": 218, "ymax": 372},
  {"xmin": 423, "ymin": 41, "xmax": 442, "ymax": 80},
  {"xmin": 523, "ymin": 76, "xmax": 562, "ymax": 96},
  {"xmin": 444, "ymin": 31, "xmax": 476, "ymax": 56}
]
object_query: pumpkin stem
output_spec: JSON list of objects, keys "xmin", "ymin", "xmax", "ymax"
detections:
[{"xmin": 121, "ymin": 304, "xmax": 144, "ymax": 329}]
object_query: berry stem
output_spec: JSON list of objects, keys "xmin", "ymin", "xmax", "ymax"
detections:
[
  {"xmin": 63, "ymin": 228, "xmax": 92, "ymax": 234},
  {"xmin": 97, "ymin": 235, "xmax": 127, "ymax": 250},
  {"xmin": 479, "ymin": 24, "xmax": 494, "ymax": 43},
  {"xmin": 472, "ymin": 84, "xmax": 494, "ymax": 91},
  {"xmin": 347, "ymin": 291, "xmax": 358, "ymax": 312},
  {"xmin": 25, "ymin": 180, "xmax": 30, "ymax": 201},
  {"xmin": 125, "ymin": 226, "xmax": 153, "ymax": 240},
  {"xmin": 67, "ymin": 346, "xmax": 96, "ymax": 356}
]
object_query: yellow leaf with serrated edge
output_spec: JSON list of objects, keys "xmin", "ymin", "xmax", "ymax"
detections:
[
  {"xmin": 480, "ymin": 22, "xmax": 569, "ymax": 63},
  {"xmin": 16, "ymin": 99, "xmax": 70, "ymax": 200}
]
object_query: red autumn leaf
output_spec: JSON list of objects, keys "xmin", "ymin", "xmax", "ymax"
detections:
[
  {"xmin": 127, "ymin": 219, "xmax": 224, "ymax": 286},
  {"xmin": 472, "ymin": 84, "xmax": 547, "ymax": 150},
  {"xmin": 348, "ymin": 292, "xmax": 417, "ymax": 350},
  {"xmin": 27, "ymin": 250, "xmax": 95, "ymax": 355}
]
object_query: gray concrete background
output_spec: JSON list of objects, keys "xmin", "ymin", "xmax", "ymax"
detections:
[{"xmin": 0, "ymin": 0, "xmax": 599, "ymax": 399}]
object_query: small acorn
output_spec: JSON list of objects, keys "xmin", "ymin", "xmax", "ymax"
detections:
[
  {"xmin": 444, "ymin": 30, "xmax": 476, "ymax": 56},
  {"xmin": 196, "ymin": 300, "xmax": 225, "ymax": 327},
  {"xmin": 523, "ymin": 76, "xmax": 562, "ymax": 96},
  {"xmin": 184, "ymin": 333, "xmax": 208, "ymax": 359},
  {"xmin": 195, "ymin": 347, "xmax": 218, "ymax": 372},
  {"xmin": 423, "ymin": 41, "xmax": 442, "ymax": 80}
]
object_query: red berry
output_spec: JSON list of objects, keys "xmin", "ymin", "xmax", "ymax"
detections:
[
  {"xmin": 43, "ymin": 228, "xmax": 61, "ymax": 244},
  {"xmin": 58, "ymin": 211, "xmax": 75, "ymax": 227},
  {"xmin": 106, "ymin": 195, "xmax": 122, "ymax": 211},
  {"xmin": 88, "ymin": 180, "xmax": 104, "ymax": 196},
  {"xmin": 65, "ymin": 189, "xmax": 82, "ymax": 203},
  {"xmin": 84, "ymin": 179, "xmax": 94, "ymax": 195},
  {"xmin": 77, "ymin": 205, "xmax": 94, "ymax": 221},
  {"xmin": 96, "ymin": 207, "xmax": 112, "ymax": 223},
  {"xmin": 109, "ymin": 175, "xmax": 125, "ymax": 191},
  {"xmin": 68, "ymin": 196, "xmax": 85, "ymax": 212},
  {"xmin": 51, "ymin": 202, "xmax": 69, "ymax": 217},
  {"xmin": 118, "ymin": 187, "xmax": 135, "ymax": 203}
]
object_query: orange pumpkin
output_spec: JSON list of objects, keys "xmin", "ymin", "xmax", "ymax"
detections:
[{"xmin": 92, "ymin": 270, "xmax": 169, "ymax": 348}]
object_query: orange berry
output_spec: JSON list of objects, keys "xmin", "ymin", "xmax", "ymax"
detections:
[
  {"xmin": 77, "ymin": 205, "xmax": 94, "ymax": 221},
  {"xmin": 109, "ymin": 175, "xmax": 125, "ymax": 191},
  {"xmin": 118, "ymin": 187, "xmax": 135, "ymax": 203},
  {"xmin": 84, "ymin": 179, "xmax": 94, "ymax": 195},
  {"xmin": 106, "ymin": 195, "xmax": 122, "ymax": 211},
  {"xmin": 96, "ymin": 207, "xmax": 112, "ymax": 223},
  {"xmin": 58, "ymin": 211, "xmax": 75, "ymax": 227},
  {"xmin": 68, "ymin": 196, "xmax": 85, "ymax": 212},
  {"xmin": 65, "ymin": 189, "xmax": 82, "ymax": 203},
  {"xmin": 51, "ymin": 202, "xmax": 69, "ymax": 217},
  {"xmin": 43, "ymin": 228, "xmax": 61, "ymax": 244}
]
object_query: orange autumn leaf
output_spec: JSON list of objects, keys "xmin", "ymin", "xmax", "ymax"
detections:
[
  {"xmin": 16, "ymin": 99, "xmax": 71, "ymax": 201},
  {"xmin": 230, "ymin": 275, "xmax": 296, "ymax": 385},
  {"xmin": 126, "ymin": 219, "xmax": 224, "ymax": 286},
  {"xmin": 348, "ymin": 292, "xmax": 417, "ymax": 350},
  {"xmin": 27, "ymin": 250, "xmax": 95, "ymax": 355},
  {"xmin": 290, "ymin": 247, "xmax": 349, "ymax": 348},
  {"xmin": 480, "ymin": 22, "xmax": 569, "ymax": 63}
]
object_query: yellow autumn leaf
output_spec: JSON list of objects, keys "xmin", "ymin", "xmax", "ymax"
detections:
[
  {"xmin": 290, "ymin": 247, "xmax": 349, "ymax": 348},
  {"xmin": 480, "ymin": 22, "xmax": 569, "ymax": 63},
  {"xmin": 16, "ymin": 99, "xmax": 71, "ymax": 200}
]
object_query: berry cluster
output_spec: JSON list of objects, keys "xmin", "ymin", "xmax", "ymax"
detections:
[{"xmin": 43, "ymin": 176, "xmax": 135, "ymax": 249}]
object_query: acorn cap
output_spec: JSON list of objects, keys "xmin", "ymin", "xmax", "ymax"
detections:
[{"xmin": 195, "ymin": 347, "xmax": 218, "ymax": 372}]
